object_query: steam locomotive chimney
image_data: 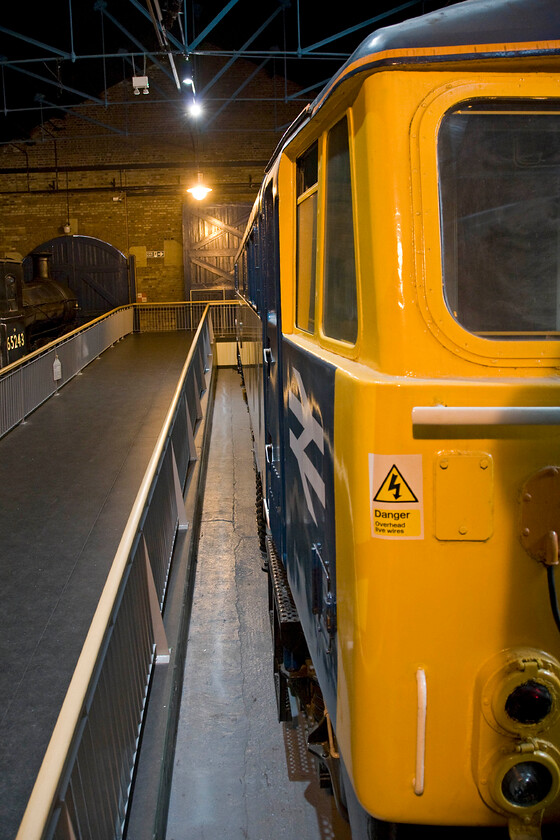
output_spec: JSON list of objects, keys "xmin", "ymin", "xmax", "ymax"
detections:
[{"xmin": 31, "ymin": 252, "xmax": 52, "ymax": 283}]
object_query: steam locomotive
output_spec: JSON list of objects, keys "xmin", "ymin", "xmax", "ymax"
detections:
[
  {"xmin": 236, "ymin": 0, "xmax": 560, "ymax": 837},
  {"xmin": 0, "ymin": 253, "xmax": 77, "ymax": 367}
]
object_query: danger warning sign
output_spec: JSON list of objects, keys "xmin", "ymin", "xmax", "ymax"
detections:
[
  {"xmin": 369, "ymin": 455, "xmax": 424, "ymax": 540},
  {"xmin": 374, "ymin": 465, "xmax": 418, "ymax": 504}
]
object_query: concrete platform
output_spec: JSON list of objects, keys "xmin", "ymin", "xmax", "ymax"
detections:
[{"xmin": 165, "ymin": 368, "xmax": 351, "ymax": 840}]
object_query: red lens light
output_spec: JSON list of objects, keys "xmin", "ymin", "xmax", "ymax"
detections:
[{"xmin": 505, "ymin": 680, "xmax": 553, "ymax": 725}]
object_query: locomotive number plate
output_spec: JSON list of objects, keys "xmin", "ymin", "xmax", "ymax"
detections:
[
  {"xmin": 3, "ymin": 322, "xmax": 27, "ymax": 366},
  {"xmin": 7, "ymin": 328, "xmax": 25, "ymax": 354}
]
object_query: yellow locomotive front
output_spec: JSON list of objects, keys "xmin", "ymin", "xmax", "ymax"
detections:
[
  {"xmin": 271, "ymin": 19, "xmax": 560, "ymax": 839},
  {"xmin": 328, "ymin": 60, "xmax": 560, "ymax": 838}
]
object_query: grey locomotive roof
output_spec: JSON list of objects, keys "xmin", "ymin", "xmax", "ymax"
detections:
[
  {"xmin": 354, "ymin": 0, "xmax": 559, "ymax": 56},
  {"xmin": 311, "ymin": 0, "xmax": 560, "ymax": 109}
]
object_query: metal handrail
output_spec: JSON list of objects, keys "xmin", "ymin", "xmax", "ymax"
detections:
[
  {"xmin": 0, "ymin": 305, "xmax": 133, "ymax": 378},
  {"xmin": 0, "ymin": 306, "xmax": 133, "ymax": 439},
  {"xmin": 0, "ymin": 301, "xmax": 237, "ymax": 441},
  {"xmin": 133, "ymin": 300, "xmax": 237, "ymax": 335},
  {"xmin": 15, "ymin": 306, "xmax": 214, "ymax": 840}
]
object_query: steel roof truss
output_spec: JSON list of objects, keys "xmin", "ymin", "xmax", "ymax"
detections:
[
  {"xmin": 303, "ymin": 0, "xmax": 422, "ymax": 53},
  {"xmin": 98, "ymin": 4, "xmax": 176, "ymax": 90},
  {"xmin": 35, "ymin": 98, "xmax": 125, "ymax": 135},
  {"xmin": 200, "ymin": 5, "xmax": 284, "ymax": 97},
  {"xmin": 0, "ymin": 25, "xmax": 71, "ymax": 60},
  {"xmin": 1, "ymin": 62, "xmax": 105, "ymax": 106}
]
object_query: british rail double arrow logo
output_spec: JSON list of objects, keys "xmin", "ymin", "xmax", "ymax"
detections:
[{"xmin": 288, "ymin": 367, "xmax": 326, "ymax": 525}]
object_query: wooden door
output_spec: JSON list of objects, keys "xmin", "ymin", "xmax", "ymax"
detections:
[{"xmin": 183, "ymin": 203, "xmax": 251, "ymax": 299}]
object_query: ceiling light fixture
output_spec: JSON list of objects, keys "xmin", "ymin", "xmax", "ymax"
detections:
[
  {"xmin": 187, "ymin": 173, "xmax": 212, "ymax": 201},
  {"xmin": 188, "ymin": 99, "xmax": 203, "ymax": 118},
  {"xmin": 182, "ymin": 58, "xmax": 195, "ymax": 91}
]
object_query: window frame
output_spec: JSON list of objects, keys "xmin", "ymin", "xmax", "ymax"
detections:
[
  {"xmin": 291, "ymin": 109, "xmax": 361, "ymax": 355},
  {"xmin": 439, "ymin": 98, "xmax": 560, "ymax": 339},
  {"xmin": 320, "ymin": 113, "xmax": 359, "ymax": 346},
  {"xmin": 412, "ymin": 77, "xmax": 560, "ymax": 366},
  {"xmin": 295, "ymin": 179, "xmax": 318, "ymax": 334}
]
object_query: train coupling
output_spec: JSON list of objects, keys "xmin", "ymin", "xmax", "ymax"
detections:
[{"xmin": 508, "ymin": 809, "xmax": 543, "ymax": 839}]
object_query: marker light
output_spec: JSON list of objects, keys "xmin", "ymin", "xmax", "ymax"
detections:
[
  {"xmin": 501, "ymin": 761, "xmax": 553, "ymax": 807},
  {"xmin": 505, "ymin": 680, "xmax": 553, "ymax": 725}
]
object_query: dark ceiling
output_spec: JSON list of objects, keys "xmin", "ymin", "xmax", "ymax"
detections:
[{"xmin": 0, "ymin": 0, "xmax": 460, "ymax": 143}]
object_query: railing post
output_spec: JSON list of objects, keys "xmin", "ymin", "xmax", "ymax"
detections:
[
  {"xmin": 59, "ymin": 800, "xmax": 78, "ymax": 840},
  {"xmin": 143, "ymin": 537, "xmax": 170, "ymax": 664},
  {"xmin": 185, "ymin": 398, "xmax": 198, "ymax": 464},
  {"xmin": 171, "ymin": 441, "xmax": 189, "ymax": 531}
]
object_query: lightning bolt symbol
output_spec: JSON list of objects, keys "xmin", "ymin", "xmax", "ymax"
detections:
[{"xmin": 389, "ymin": 472, "xmax": 401, "ymax": 500}]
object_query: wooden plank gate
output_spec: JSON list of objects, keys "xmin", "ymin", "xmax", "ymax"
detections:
[{"xmin": 183, "ymin": 203, "xmax": 251, "ymax": 300}]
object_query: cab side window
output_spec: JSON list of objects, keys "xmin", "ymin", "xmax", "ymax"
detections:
[
  {"xmin": 439, "ymin": 99, "xmax": 560, "ymax": 337},
  {"xmin": 323, "ymin": 116, "xmax": 358, "ymax": 343},
  {"xmin": 5, "ymin": 275, "xmax": 18, "ymax": 312},
  {"xmin": 247, "ymin": 229, "xmax": 259, "ymax": 308},
  {"xmin": 296, "ymin": 142, "xmax": 318, "ymax": 333}
]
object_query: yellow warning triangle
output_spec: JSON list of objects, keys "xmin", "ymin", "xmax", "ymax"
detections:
[{"xmin": 374, "ymin": 465, "xmax": 418, "ymax": 503}]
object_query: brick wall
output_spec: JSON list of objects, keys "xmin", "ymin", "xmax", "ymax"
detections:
[{"xmin": 0, "ymin": 53, "xmax": 305, "ymax": 301}]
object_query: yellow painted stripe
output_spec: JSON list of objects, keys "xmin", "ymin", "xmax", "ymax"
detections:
[{"xmin": 312, "ymin": 38, "xmax": 560, "ymax": 113}]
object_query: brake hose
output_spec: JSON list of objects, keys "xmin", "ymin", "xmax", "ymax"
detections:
[{"xmin": 547, "ymin": 564, "xmax": 560, "ymax": 634}]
